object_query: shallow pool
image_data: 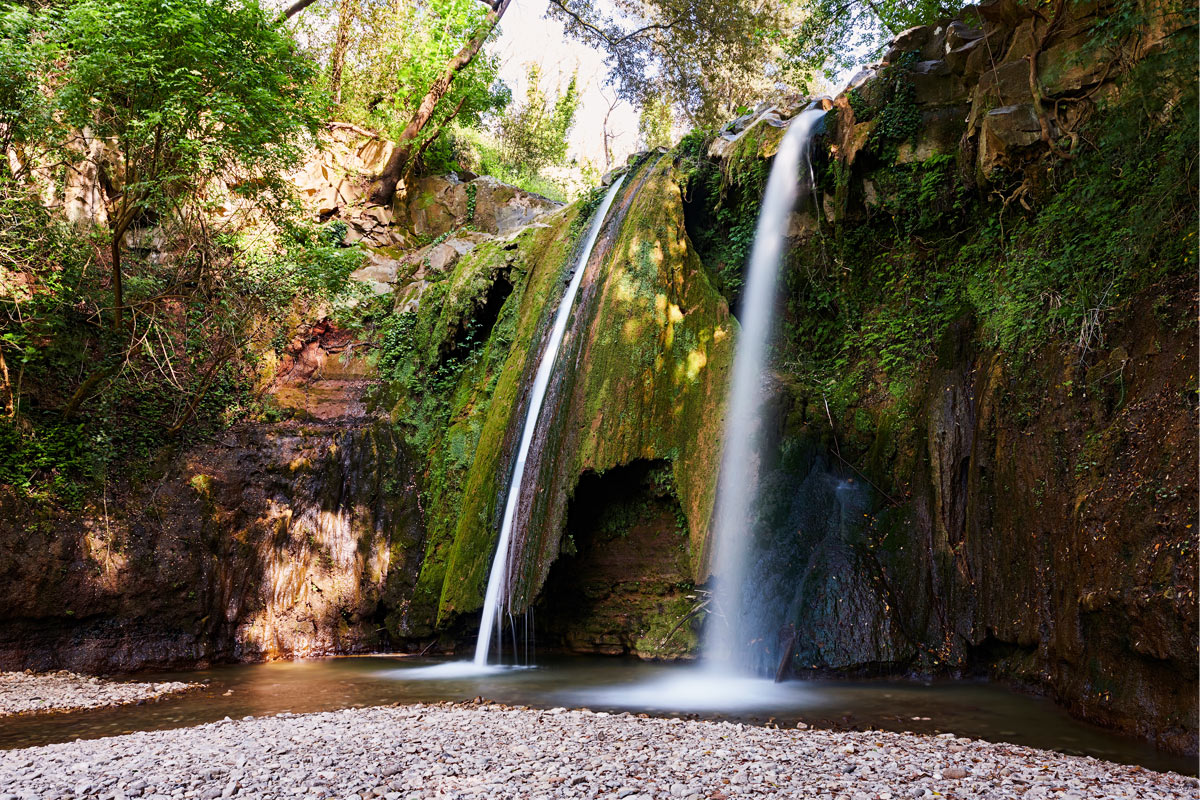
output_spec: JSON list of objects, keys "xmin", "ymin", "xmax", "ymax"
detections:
[{"xmin": 1, "ymin": 656, "xmax": 1190, "ymax": 774}]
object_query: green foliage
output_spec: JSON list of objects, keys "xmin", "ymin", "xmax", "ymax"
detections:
[
  {"xmin": 783, "ymin": 47, "xmax": 1198, "ymax": 415},
  {"xmin": 679, "ymin": 125, "xmax": 767, "ymax": 305},
  {"xmin": 781, "ymin": 0, "xmax": 955, "ymax": 92},
  {"xmin": 548, "ymin": 0, "xmax": 789, "ymax": 128},
  {"xmin": 314, "ymin": 0, "xmax": 509, "ymax": 158},
  {"xmin": 465, "ymin": 182, "xmax": 478, "ymax": 222},
  {"xmin": 852, "ymin": 52, "xmax": 922, "ymax": 163},
  {"xmin": 637, "ymin": 94, "xmax": 675, "ymax": 150},
  {"xmin": 441, "ymin": 63, "xmax": 588, "ymax": 201},
  {"xmin": 497, "ymin": 64, "xmax": 580, "ymax": 173},
  {"xmin": 966, "ymin": 82, "xmax": 1197, "ymax": 354},
  {"xmin": 47, "ymin": 0, "xmax": 323, "ymax": 206},
  {"xmin": 566, "ymin": 183, "xmax": 619, "ymax": 244},
  {"xmin": 0, "ymin": 5, "xmax": 49, "ymax": 157},
  {"xmin": 454, "ymin": 126, "xmax": 575, "ymax": 202},
  {"xmin": 0, "ymin": 175, "xmax": 365, "ymax": 503}
]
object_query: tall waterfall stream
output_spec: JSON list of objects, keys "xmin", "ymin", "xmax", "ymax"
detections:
[
  {"xmin": 706, "ymin": 106, "xmax": 826, "ymax": 671},
  {"xmin": 474, "ymin": 174, "xmax": 628, "ymax": 667}
]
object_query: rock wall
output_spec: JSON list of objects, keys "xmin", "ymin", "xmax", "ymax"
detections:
[
  {"xmin": 695, "ymin": 0, "xmax": 1197, "ymax": 754},
  {"xmin": 386, "ymin": 153, "xmax": 734, "ymax": 654},
  {"xmin": 0, "ymin": 330, "xmax": 426, "ymax": 671},
  {"xmin": 537, "ymin": 460, "xmax": 698, "ymax": 659}
]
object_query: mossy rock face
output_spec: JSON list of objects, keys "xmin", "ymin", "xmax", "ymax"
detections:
[
  {"xmin": 387, "ymin": 206, "xmax": 585, "ymax": 636},
  {"xmin": 391, "ymin": 156, "xmax": 735, "ymax": 631},
  {"xmin": 500, "ymin": 155, "xmax": 735, "ymax": 616}
]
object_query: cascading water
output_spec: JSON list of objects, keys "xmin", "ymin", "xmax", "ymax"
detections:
[
  {"xmin": 706, "ymin": 105, "xmax": 826, "ymax": 672},
  {"xmin": 473, "ymin": 174, "xmax": 628, "ymax": 667}
]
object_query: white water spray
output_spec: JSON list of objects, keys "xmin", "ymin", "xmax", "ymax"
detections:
[
  {"xmin": 473, "ymin": 174, "xmax": 628, "ymax": 667},
  {"xmin": 707, "ymin": 107, "xmax": 826, "ymax": 671}
]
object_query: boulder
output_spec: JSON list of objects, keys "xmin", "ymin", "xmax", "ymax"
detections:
[
  {"xmin": 1037, "ymin": 34, "xmax": 1113, "ymax": 94},
  {"xmin": 426, "ymin": 232, "xmax": 490, "ymax": 272},
  {"xmin": 471, "ymin": 176, "xmax": 563, "ymax": 236},
  {"xmin": 945, "ymin": 19, "xmax": 984, "ymax": 51},
  {"xmin": 896, "ymin": 106, "xmax": 971, "ymax": 163},
  {"xmin": 978, "ymin": 104, "xmax": 1044, "ymax": 173},
  {"xmin": 396, "ymin": 175, "xmax": 561, "ymax": 239},
  {"xmin": 349, "ymin": 249, "xmax": 405, "ymax": 296},
  {"xmin": 976, "ymin": 60, "xmax": 1032, "ymax": 107},
  {"xmin": 977, "ymin": 0, "xmax": 1036, "ymax": 26},
  {"xmin": 399, "ymin": 174, "xmax": 468, "ymax": 238},
  {"xmin": 910, "ymin": 60, "xmax": 969, "ymax": 106},
  {"xmin": 946, "ymin": 37, "xmax": 988, "ymax": 75},
  {"xmin": 884, "ymin": 25, "xmax": 932, "ymax": 63}
]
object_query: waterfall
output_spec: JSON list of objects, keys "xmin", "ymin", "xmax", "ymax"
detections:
[
  {"xmin": 473, "ymin": 174, "xmax": 628, "ymax": 667},
  {"xmin": 706, "ymin": 106, "xmax": 826, "ymax": 672}
]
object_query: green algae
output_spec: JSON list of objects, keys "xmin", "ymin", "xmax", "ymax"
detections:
[{"xmin": 388, "ymin": 155, "xmax": 737, "ymax": 632}]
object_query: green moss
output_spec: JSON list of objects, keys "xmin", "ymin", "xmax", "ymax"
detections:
[
  {"xmin": 387, "ymin": 207, "xmax": 584, "ymax": 628},
  {"xmin": 634, "ymin": 592, "xmax": 702, "ymax": 659},
  {"xmin": 564, "ymin": 157, "xmax": 734, "ymax": 581},
  {"xmin": 188, "ymin": 474, "xmax": 213, "ymax": 496},
  {"xmin": 392, "ymin": 155, "xmax": 737, "ymax": 629}
]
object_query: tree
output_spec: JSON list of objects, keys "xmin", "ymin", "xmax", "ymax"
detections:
[
  {"xmin": 368, "ymin": 0, "xmax": 512, "ymax": 204},
  {"xmin": 600, "ymin": 89, "xmax": 622, "ymax": 170},
  {"xmin": 0, "ymin": 5, "xmax": 49, "ymax": 167},
  {"xmin": 326, "ymin": 0, "xmax": 357, "ymax": 105},
  {"xmin": 780, "ymin": 0, "xmax": 950, "ymax": 93},
  {"xmin": 318, "ymin": 0, "xmax": 509, "ymax": 182},
  {"xmin": 24, "ymin": 0, "xmax": 323, "ymax": 331},
  {"xmin": 546, "ymin": 0, "xmax": 789, "ymax": 128},
  {"xmin": 637, "ymin": 94, "xmax": 674, "ymax": 150},
  {"xmin": 496, "ymin": 64, "xmax": 580, "ymax": 172}
]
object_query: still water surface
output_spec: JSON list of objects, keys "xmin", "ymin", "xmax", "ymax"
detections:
[{"xmin": 0, "ymin": 656, "xmax": 1190, "ymax": 774}]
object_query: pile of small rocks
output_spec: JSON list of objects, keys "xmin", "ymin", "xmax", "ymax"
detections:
[
  {"xmin": 1, "ymin": 702, "xmax": 1194, "ymax": 799},
  {"xmin": 0, "ymin": 671, "xmax": 199, "ymax": 717}
]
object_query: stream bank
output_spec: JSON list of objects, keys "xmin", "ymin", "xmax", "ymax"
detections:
[{"xmin": 1, "ymin": 702, "xmax": 1195, "ymax": 799}]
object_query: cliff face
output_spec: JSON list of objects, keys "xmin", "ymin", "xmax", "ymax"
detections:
[
  {"xmin": 0, "ymin": 412, "xmax": 425, "ymax": 671},
  {"xmin": 383, "ymin": 154, "xmax": 734, "ymax": 653},
  {"xmin": 695, "ymin": 0, "xmax": 1197, "ymax": 753}
]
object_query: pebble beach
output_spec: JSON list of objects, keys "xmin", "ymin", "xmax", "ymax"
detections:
[
  {"xmin": 0, "ymin": 671, "xmax": 199, "ymax": 718},
  {"xmin": 1, "ymin": 702, "xmax": 1194, "ymax": 800}
]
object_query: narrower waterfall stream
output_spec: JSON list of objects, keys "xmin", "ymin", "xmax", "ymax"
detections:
[
  {"xmin": 707, "ymin": 106, "xmax": 826, "ymax": 671},
  {"xmin": 473, "ymin": 174, "xmax": 628, "ymax": 667}
]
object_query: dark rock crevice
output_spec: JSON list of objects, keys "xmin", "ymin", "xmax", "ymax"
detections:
[{"xmin": 536, "ymin": 460, "xmax": 698, "ymax": 659}]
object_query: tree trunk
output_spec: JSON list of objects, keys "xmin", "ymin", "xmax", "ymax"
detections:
[
  {"xmin": 369, "ymin": 0, "xmax": 511, "ymax": 205},
  {"xmin": 328, "ymin": 0, "xmax": 356, "ymax": 105},
  {"xmin": 403, "ymin": 94, "xmax": 470, "ymax": 184},
  {"xmin": 108, "ymin": 205, "xmax": 137, "ymax": 332},
  {"xmin": 282, "ymin": 0, "xmax": 320, "ymax": 20},
  {"xmin": 110, "ymin": 230, "xmax": 125, "ymax": 331}
]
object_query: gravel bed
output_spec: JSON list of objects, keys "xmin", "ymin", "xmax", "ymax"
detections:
[
  {"xmin": 0, "ymin": 702, "xmax": 1194, "ymax": 800},
  {"xmin": 0, "ymin": 671, "xmax": 200, "ymax": 717}
]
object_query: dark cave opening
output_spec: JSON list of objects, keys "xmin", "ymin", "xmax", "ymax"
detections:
[
  {"xmin": 444, "ymin": 269, "xmax": 514, "ymax": 362},
  {"xmin": 535, "ymin": 460, "xmax": 698, "ymax": 658}
]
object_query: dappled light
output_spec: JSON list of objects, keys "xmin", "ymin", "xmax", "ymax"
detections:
[{"xmin": 0, "ymin": 0, "xmax": 1194, "ymax": 792}]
